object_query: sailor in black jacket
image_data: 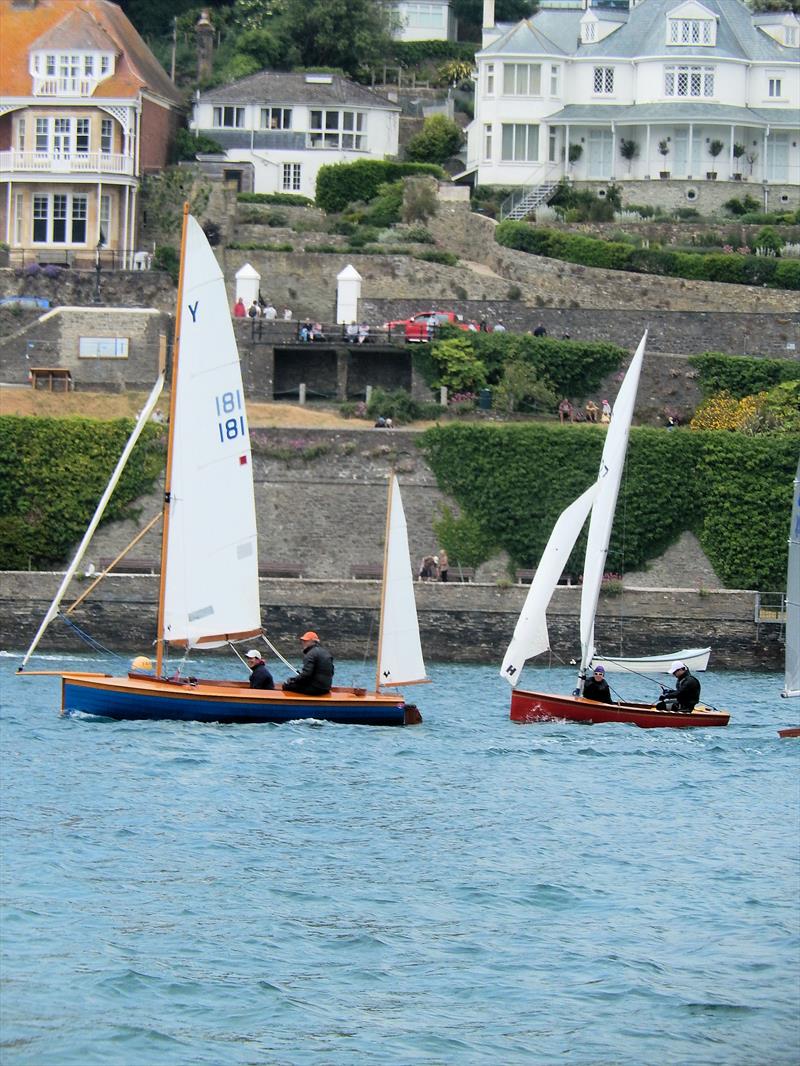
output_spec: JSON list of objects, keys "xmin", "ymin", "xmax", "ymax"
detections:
[
  {"xmin": 658, "ymin": 661, "xmax": 701, "ymax": 712},
  {"xmin": 245, "ymin": 650, "xmax": 274, "ymax": 689},
  {"xmin": 583, "ymin": 665, "xmax": 613, "ymax": 703},
  {"xmin": 282, "ymin": 631, "xmax": 334, "ymax": 695}
]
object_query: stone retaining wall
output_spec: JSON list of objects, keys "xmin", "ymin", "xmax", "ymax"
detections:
[{"xmin": 1, "ymin": 571, "xmax": 782, "ymax": 670}]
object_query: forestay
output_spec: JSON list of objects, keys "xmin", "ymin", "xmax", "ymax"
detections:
[
  {"xmin": 377, "ymin": 475, "xmax": 427, "ymax": 687},
  {"xmin": 161, "ymin": 215, "xmax": 261, "ymax": 649}
]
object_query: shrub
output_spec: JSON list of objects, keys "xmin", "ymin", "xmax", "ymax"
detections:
[
  {"xmin": 405, "ymin": 114, "xmax": 464, "ymax": 165},
  {"xmin": 237, "ymin": 192, "xmax": 314, "ymax": 206},
  {"xmin": 152, "ymin": 245, "xmax": 180, "ymax": 282},
  {"xmin": 775, "ymin": 260, "xmax": 800, "ymax": 289},
  {"xmin": 171, "ymin": 127, "xmax": 223, "ymax": 162},
  {"xmin": 315, "ymin": 160, "xmax": 445, "ymax": 213},
  {"xmin": 413, "ymin": 249, "xmax": 458, "ymax": 266},
  {"xmin": 689, "ymin": 353, "xmax": 800, "ymax": 398},
  {"xmin": 366, "ymin": 388, "xmax": 425, "ymax": 424},
  {"xmin": 723, "ymin": 194, "xmax": 760, "ymax": 216}
]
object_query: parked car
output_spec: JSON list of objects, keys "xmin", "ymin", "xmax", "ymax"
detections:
[
  {"xmin": 0, "ymin": 295, "xmax": 50, "ymax": 310},
  {"xmin": 384, "ymin": 310, "xmax": 479, "ymax": 342}
]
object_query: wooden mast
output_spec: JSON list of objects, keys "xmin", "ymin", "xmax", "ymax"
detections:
[
  {"xmin": 155, "ymin": 203, "xmax": 190, "ymax": 678},
  {"xmin": 374, "ymin": 471, "xmax": 395, "ymax": 692}
]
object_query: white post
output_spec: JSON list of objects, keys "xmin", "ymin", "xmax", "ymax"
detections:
[
  {"xmin": 729, "ymin": 125, "xmax": 735, "ymax": 177},
  {"xmin": 336, "ymin": 264, "xmax": 362, "ymax": 325},
  {"xmin": 235, "ymin": 262, "xmax": 261, "ymax": 307},
  {"xmin": 365, "ymin": 384, "xmax": 373, "ymax": 405},
  {"xmin": 299, "ymin": 383, "xmax": 306, "ymax": 405},
  {"xmin": 645, "ymin": 124, "xmax": 651, "ymax": 178},
  {"xmin": 688, "ymin": 123, "xmax": 693, "ymax": 177},
  {"xmin": 440, "ymin": 386, "xmax": 448, "ymax": 407}
]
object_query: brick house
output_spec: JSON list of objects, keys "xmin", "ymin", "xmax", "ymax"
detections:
[{"xmin": 0, "ymin": 0, "xmax": 182, "ymax": 267}]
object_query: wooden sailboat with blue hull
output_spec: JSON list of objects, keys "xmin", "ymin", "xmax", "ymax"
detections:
[{"xmin": 24, "ymin": 208, "xmax": 427, "ymax": 727}]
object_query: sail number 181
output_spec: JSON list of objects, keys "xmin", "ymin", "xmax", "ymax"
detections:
[{"xmin": 215, "ymin": 389, "xmax": 245, "ymax": 442}]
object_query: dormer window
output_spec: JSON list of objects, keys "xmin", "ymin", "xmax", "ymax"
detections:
[
  {"xmin": 786, "ymin": 26, "xmax": 798, "ymax": 46},
  {"xmin": 30, "ymin": 49, "xmax": 115, "ymax": 95},
  {"xmin": 668, "ymin": 18, "xmax": 714, "ymax": 45},
  {"xmin": 582, "ymin": 22, "xmax": 597, "ymax": 43}
]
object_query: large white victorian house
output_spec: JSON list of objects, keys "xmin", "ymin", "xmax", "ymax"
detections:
[
  {"xmin": 465, "ymin": 0, "xmax": 799, "ymax": 211},
  {"xmin": 190, "ymin": 72, "xmax": 401, "ymax": 201}
]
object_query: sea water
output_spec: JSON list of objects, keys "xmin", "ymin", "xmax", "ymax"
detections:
[{"xmin": 1, "ymin": 651, "xmax": 798, "ymax": 1066}]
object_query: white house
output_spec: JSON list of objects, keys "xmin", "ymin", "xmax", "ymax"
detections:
[
  {"xmin": 190, "ymin": 72, "xmax": 401, "ymax": 200},
  {"xmin": 389, "ymin": 0, "xmax": 457, "ymax": 42},
  {"xmin": 465, "ymin": 0, "xmax": 800, "ymax": 209}
]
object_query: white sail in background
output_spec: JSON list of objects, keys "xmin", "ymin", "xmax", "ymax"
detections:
[
  {"xmin": 782, "ymin": 456, "xmax": 800, "ymax": 698},
  {"xmin": 161, "ymin": 215, "xmax": 261, "ymax": 648},
  {"xmin": 579, "ymin": 332, "xmax": 647, "ymax": 672},
  {"xmin": 501, "ymin": 482, "xmax": 598, "ymax": 686},
  {"xmin": 377, "ymin": 476, "xmax": 427, "ymax": 686}
]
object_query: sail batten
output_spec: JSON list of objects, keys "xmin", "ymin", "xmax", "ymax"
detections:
[{"xmin": 161, "ymin": 216, "xmax": 261, "ymax": 650}]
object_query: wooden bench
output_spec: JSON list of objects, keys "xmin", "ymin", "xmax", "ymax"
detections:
[
  {"xmin": 36, "ymin": 250, "xmax": 72, "ymax": 267},
  {"xmin": 449, "ymin": 567, "xmax": 475, "ymax": 583},
  {"xmin": 516, "ymin": 569, "xmax": 575, "ymax": 585},
  {"xmin": 30, "ymin": 367, "xmax": 72, "ymax": 391},
  {"xmin": 259, "ymin": 562, "xmax": 303, "ymax": 578},
  {"xmin": 352, "ymin": 564, "xmax": 383, "ymax": 580},
  {"xmin": 100, "ymin": 557, "xmax": 159, "ymax": 575}
]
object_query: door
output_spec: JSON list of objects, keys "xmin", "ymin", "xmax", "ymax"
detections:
[
  {"xmin": 766, "ymin": 133, "xmax": 789, "ymax": 181},
  {"xmin": 672, "ymin": 129, "xmax": 701, "ymax": 177},
  {"xmin": 587, "ymin": 130, "xmax": 612, "ymax": 178}
]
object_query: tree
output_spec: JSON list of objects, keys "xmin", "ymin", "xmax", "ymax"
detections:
[
  {"xmin": 406, "ymin": 115, "xmax": 464, "ymax": 165},
  {"xmin": 452, "ymin": 0, "xmax": 537, "ymax": 41},
  {"xmin": 280, "ymin": 0, "xmax": 395, "ymax": 75},
  {"xmin": 493, "ymin": 361, "xmax": 557, "ymax": 414},
  {"xmin": 747, "ymin": 0, "xmax": 800, "ymax": 12}
]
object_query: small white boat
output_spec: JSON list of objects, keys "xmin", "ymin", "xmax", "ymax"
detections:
[{"xmin": 591, "ymin": 647, "xmax": 711, "ymax": 675}]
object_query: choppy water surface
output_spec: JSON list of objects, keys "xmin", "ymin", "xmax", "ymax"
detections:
[{"xmin": 1, "ymin": 652, "xmax": 799, "ymax": 1065}]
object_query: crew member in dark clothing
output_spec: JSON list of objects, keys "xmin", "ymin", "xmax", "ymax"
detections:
[
  {"xmin": 657, "ymin": 660, "xmax": 701, "ymax": 712},
  {"xmin": 583, "ymin": 664, "xmax": 612, "ymax": 703},
  {"xmin": 245, "ymin": 649, "xmax": 274, "ymax": 690},
  {"xmin": 282, "ymin": 631, "xmax": 334, "ymax": 695}
]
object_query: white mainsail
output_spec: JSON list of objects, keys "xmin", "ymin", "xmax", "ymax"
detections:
[
  {"xmin": 578, "ymin": 332, "xmax": 647, "ymax": 674},
  {"xmin": 376, "ymin": 475, "xmax": 427, "ymax": 687},
  {"xmin": 161, "ymin": 215, "xmax": 261, "ymax": 648},
  {"xmin": 501, "ymin": 482, "xmax": 598, "ymax": 685},
  {"xmin": 781, "ymin": 456, "xmax": 800, "ymax": 699}
]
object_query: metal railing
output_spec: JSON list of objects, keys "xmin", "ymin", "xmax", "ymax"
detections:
[
  {"xmin": 755, "ymin": 591, "xmax": 785, "ymax": 624},
  {"xmin": 32, "ymin": 76, "xmax": 97, "ymax": 97},
  {"xmin": 8, "ymin": 247, "xmax": 128, "ymax": 270},
  {"xmin": 499, "ymin": 164, "xmax": 564, "ymax": 222}
]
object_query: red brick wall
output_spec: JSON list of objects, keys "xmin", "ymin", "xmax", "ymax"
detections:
[{"xmin": 139, "ymin": 97, "xmax": 181, "ymax": 172}]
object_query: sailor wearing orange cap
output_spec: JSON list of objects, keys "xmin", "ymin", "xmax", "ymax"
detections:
[{"xmin": 282, "ymin": 630, "xmax": 334, "ymax": 696}]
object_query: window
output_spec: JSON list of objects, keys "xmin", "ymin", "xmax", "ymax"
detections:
[
  {"xmin": 664, "ymin": 65, "xmax": 714, "ymax": 98},
  {"xmin": 501, "ymin": 123, "xmax": 539, "ymax": 162},
  {"xmin": 309, "ymin": 110, "xmax": 365, "ymax": 150},
  {"xmin": 53, "ymin": 117, "xmax": 71, "ymax": 155},
  {"xmin": 282, "ymin": 163, "xmax": 301, "ymax": 191},
  {"xmin": 404, "ymin": 2, "xmax": 444, "ymax": 29},
  {"xmin": 59, "ymin": 54, "xmax": 80, "ymax": 83},
  {"xmin": 35, "ymin": 118, "xmax": 49, "ymax": 152},
  {"xmin": 100, "ymin": 194, "xmax": 111, "ymax": 245},
  {"xmin": 84, "ymin": 55, "xmax": 95, "ymax": 77},
  {"xmin": 583, "ymin": 22, "xmax": 596, "ymax": 42},
  {"xmin": 484, "ymin": 123, "xmax": 493, "ymax": 161},
  {"xmin": 212, "ymin": 106, "xmax": 245, "ymax": 128},
  {"xmin": 101, "ymin": 118, "xmax": 113, "ymax": 154},
  {"xmin": 17, "ymin": 117, "xmax": 25, "ymax": 151},
  {"xmin": 768, "ymin": 77, "xmax": 783, "ymax": 98},
  {"xmin": 593, "ymin": 67, "xmax": 614, "ymax": 94},
  {"xmin": 76, "ymin": 118, "xmax": 90, "ymax": 153},
  {"xmin": 46, "ymin": 54, "xmax": 56, "ymax": 76},
  {"xmin": 486, "ymin": 63, "xmax": 494, "ymax": 95},
  {"xmin": 503, "ymin": 63, "xmax": 541, "ymax": 96},
  {"xmin": 787, "ymin": 27, "xmax": 798, "ymax": 46},
  {"xmin": 549, "ymin": 127, "xmax": 557, "ymax": 163},
  {"xmin": 261, "ymin": 107, "xmax": 292, "ymax": 130},
  {"xmin": 100, "ymin": 55, "xmax": 110, "ymax": 75},
  {"xmin": 550, "ymin": 65, "xmax": 560, "ymax": 96},
  {"xmin": 14, "ymin": 193, "xmax": 24, "ymax": 245},
  {"xmin": 31, "ymin": 193, "xmax": 88, "ymax": 244},
  {"xmin": 668, "ymin": 18, "xmax": 713, "ymax": 45}
]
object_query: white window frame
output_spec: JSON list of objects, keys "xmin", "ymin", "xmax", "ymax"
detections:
[
  {"xmin": 261, "ymin": 107, "xmax": 292, "ymax": 130},
  {"xmin": 664, "ymin": 65, "xmax": 715, "ymax": 98},
  {"xmin": 767, "ymin": 74, "xmax": 784, "ymax": 98},
  {"xmin": 486, "ymin": 63, "xmax": 495, "ymax": 96},
  {"xmin": 550, "ymin": 64, "xmax": 560, "ymax": 97},
  {"xmin": 308, "ymin": 110, "xmax": 366, "ymax": 150},
  {"xmin": 31, "ymin": 192, "xmax": 89, "ymax": 244},
  {"xmin": 501, "ymin": 123, "xmax": 539, "ymax": 163},
  {"xmin": 14, "ymin": 193, "xmax": 24, "ymax": 245},
  {"xmin": 100, "ymin": 118, "xmax": 113, "ymax": 154},
  {"xmin": 17, "ymin": 117, "xmax": 25, "ymax": 151},
  {"xmin": 668, "ymin": 18, "xmax": 714, "ymax": 46},
  {"xmin": 503, "ymin": 63, "xmax": 542, "ymax": 97},
  {"xmin": 76, "ymin": 117, "xmax": 90, "ymax": 154},
  {"xmin": 582, "ymin": 22, "xmax": 596, "ymax": 43},
  {"xmin": 35, "ymin": 117, "xmax": 50, "ymax": 153},
  {"xmin": 483, "ymin": 123, "xmax": 493, "ymax": 161},
  {"xmin": 212, "ymin": 106, "xmax": 245, "ymax": 129},
  {"xmin": 282, "ymin": 163, "xmax": 301, "ymax": 191},
  {"xmin": 548, "ymin": 127, "xmax": 557, "ymax": 163},
  {"xmin": 593, "ymin": 67, "xmax": 614, "ymax": 95},
  {"xmin": 786, "ymin": 27, "xmax": 798, "ymax": 46},
  {"xmin": 99, "ymin": 194, "xmax": 111, "ymax": 245}
]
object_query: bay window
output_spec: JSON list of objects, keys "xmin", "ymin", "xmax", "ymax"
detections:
[
  {"xmin": 501, "ymin": 123, "xmax": 539, "ymax": 162},
  {"xmin": 31, "ymin": 193, "xmax": 89, "ymax": 244},
  {"xmin": 503, "ymin": 63, "xmax": 541, "ymax": 96},
  {"xmin": 309, "ymin": 110, "xmax": 366, "ymax": 150},
  {"xmin": 664, "ymin": 65, "xmax": 714, "ymax": 98}
]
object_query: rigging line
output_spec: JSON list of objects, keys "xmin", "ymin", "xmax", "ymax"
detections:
[
  {"xmin": 258, "ymin": 634, "xmax": 297, "ymax": 675},
  {"xmin": 59, "ymin": 613, "xmax": 122, "ymax": 658}
]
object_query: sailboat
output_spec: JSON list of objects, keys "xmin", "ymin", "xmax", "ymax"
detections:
[
  {"xmin": 778, "ymin": 456, "xmax": 800, "ymax": 738},
  {"xmin": 19, "ymin": 210, "xmax": 426, "ymax": 727},
  {"xmin": 501, "ymin": 332, "xmax": 729, "ymax": 729}
]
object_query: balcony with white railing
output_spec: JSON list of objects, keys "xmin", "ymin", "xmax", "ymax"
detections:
[
  {"xmin": 0, "ymin": 150, "xmax": 135, "ymax": 178},
  {"xmin": 33, "ymin": 76, "xmax": 97, "ymax": 97}
]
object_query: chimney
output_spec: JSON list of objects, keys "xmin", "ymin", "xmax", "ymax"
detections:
[
  {"xmin": 195, "ymin": 9, "xmax": 214, "ymax": 83},
  {"xmin": 483, "ymin": 0, "xmax": 495, "ymax": 30}
]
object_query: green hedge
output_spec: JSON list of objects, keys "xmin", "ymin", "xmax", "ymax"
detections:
[
  {"xmin": 388, "ymin": 40, "xmax": 479, "ymax": 65},
  {"xmin": 690, "ymin": 352, "xmax": 800, "ymax": 398},
  {"xmin": 237, "ymin": 192, "xmax": 313, "ymax": 206},
  {"xmin": 0, "ymin": 417, "xmax": 164, "ymax": 570},
  {"xmin": 417, "ymin": 423, "xmax": 798, "ymax": 589},
  {"xmin": 315, "ymin": 160, "xmax": 445, "ymax": 213},
  {"xmin": 495, "ymin": 221, "xmax": 800, "ymax": 290}
]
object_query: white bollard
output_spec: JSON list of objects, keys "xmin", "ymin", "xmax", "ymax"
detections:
[
  {"xmin": 336, "ymin": 264, "xmax": 362, "ymax": 325},
  {"xmin": 440, "ymin": 386, "xmax": 448, "ymax": 407},
  {"xmin": 299, "ymin": 383, "xmax": 306, "ymax": 406},
  {"xmin": 365, "ymin": 385, "xmax": 373, "ymax": 405}
]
